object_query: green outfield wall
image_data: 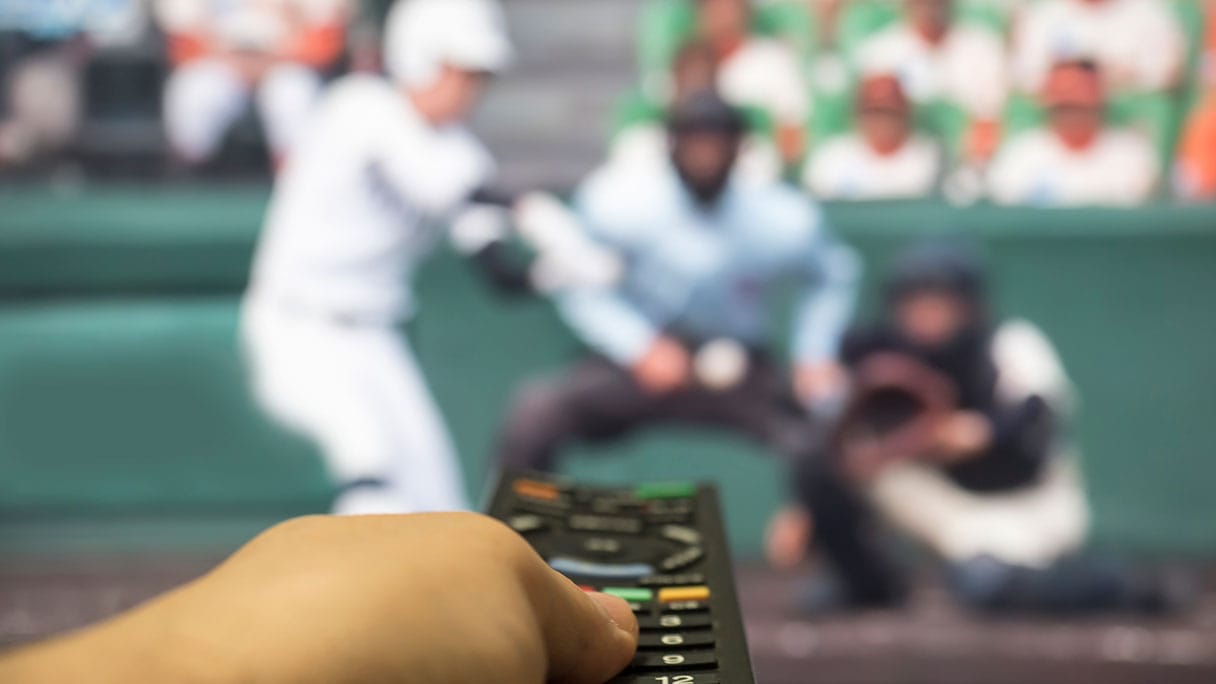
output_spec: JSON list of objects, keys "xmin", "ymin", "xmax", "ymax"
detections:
[{"xmin": 1, "ymin": 187, "xmax": 1213, "ymax": 557}]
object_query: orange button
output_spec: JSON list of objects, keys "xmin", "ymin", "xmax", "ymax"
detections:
[
  {"xmin": 513, "ymin": 479, "xmax": 560, "ymax": 502},
  {"xmin": 658, "ymin": 586, "xmax": 710, "ymax": 603}
]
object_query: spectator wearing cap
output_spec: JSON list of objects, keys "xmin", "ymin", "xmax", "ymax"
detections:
[
  {"xmin": 1012, "ymin": 0, "xmax": 1185, "ymax": 95},
  {"xmin": 853, "ymin": 0, "xmax": 1008, "ymax": 162},
  {"xmin": 988, "ymin": 60, "xmax": 1159, "ymax": 206},
  {"xmin": 692, "ymin": 0, "xmax": 810, "ymax": 166},
  {"xmin": 609, "ymin": 42, "xmax": 782, "ymax": 183},
  {"xmin": 1175, "ymin": 1, "xmax": 1216, "ymax": 200},
  {"xmin": 156, "ymin": 0, "xmax": 352, "ymax": 169},
  {"xmin": 803, "ymin": 74, "xmax": 941, "ymax": 200}
]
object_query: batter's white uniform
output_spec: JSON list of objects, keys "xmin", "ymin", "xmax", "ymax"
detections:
[
  {"xmin": 854, "ymin": 22, "xmax": 1009, "ymax": 120},
  {"xmin": 803, "ymin": 133, "xmax": 941, "ymax": 200},
  {"xmin": 1012, "ymin": 0, "xmax": 1185, "ymax": 93},
  {"xmin": 987, "ymin": 127, "xmax": 1159, "ymax": 206},
  {"xmin": 243, "ymin": 74, "xmax": 494, "ymax": 514}
]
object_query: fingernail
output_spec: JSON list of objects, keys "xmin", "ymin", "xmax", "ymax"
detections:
[{"xmin": 587, "ymin": 592, "xmax": 638, "ymax": 636}]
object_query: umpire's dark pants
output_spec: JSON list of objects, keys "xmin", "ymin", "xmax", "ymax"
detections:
[{"xmin": 496, "ymin": 355, "xmax": 816, "ymax": 473}]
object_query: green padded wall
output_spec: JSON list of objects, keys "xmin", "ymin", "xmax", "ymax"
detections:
[{"xmin": 1, "ymin": 189, "xmax": 1214, "ymax": 558}]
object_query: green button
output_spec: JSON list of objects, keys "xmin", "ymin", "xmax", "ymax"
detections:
[
  {"xmin": 635, "ymin": 482, "xmax": 697, "ymax": 500},
  {"xmin": 602, "ymin": 587, "xmax": 654, "ymax": 602}
]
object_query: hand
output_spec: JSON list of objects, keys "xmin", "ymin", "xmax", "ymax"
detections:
[
  {"xmin": 930, "ymin": 410, "xmax": 993, "ymax": 463},
  {"xmin": 631, "ymin": 336, "xmax": 691, "ymax": 395},
  {"xmin": 794, "ymin": 361, "xmax": 848, "ymax": 405},
  {"xmin": 0, "ymin": 514, "xmax": 639, "ymax": 684}
]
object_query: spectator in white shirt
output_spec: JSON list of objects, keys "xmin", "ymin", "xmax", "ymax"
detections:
[
  {"xmin": 854, "ymin": 0, "xmax": 1008, "ymax": 162},
  {"xmin": 1012, "ymin": 0, "xmax": 1185, "ymax": 94},
  {"xmin": 804, "ymin": 74, "xmax": 941, "ymax": 200},
  {"xmin": 156, "ymin": 0, "xmax": 352, "ymax": 169},
  {"xmin": 988, "ymin": 59, "xmax": 1159, "ymax": 206},
  {"xmin": 694, "ymin": 0, "xmax": 810, "ymax": 165}
]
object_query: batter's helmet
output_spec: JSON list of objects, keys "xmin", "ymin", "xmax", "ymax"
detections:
[{"xmin": 384, "ymin": 0, "xmax": 514, "ymax": 90}]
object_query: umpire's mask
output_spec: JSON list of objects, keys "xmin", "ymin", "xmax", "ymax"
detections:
[{"xmin": 667, "ymin": 90, "xmax": 745, "ymax": 207}]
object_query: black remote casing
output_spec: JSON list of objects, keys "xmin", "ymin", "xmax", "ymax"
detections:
[{"xmin": 485, "ymin": 470, "xmax": 757, "ymax": 684}]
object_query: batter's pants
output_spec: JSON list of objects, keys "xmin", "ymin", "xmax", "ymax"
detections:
[{"xmin": 241, "ymin": 300, "xmax": 467, "ymax": 514}]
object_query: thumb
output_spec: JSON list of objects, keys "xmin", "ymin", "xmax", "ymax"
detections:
[{"xmin": 529, "ymin": 572, "xmax": 639, "ymax": 684}]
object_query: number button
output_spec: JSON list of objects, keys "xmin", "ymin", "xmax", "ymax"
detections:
[
  {"xmin": 639, "ymin": 631, "xmax": 715, "ymax": 649},
  {"xmin": 608, "ymin": 675, "xmax": 720, "ymax": 684},
  {"xmin": 629, "ymin": 651, "xmax": 718, "ymax": 671}
]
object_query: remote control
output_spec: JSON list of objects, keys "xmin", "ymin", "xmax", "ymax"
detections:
[{"xmin": 485, "ymin": 470, "xmax": 757, "ymax": 684}]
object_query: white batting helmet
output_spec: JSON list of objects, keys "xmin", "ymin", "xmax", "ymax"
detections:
[{"xmin": 384, "ymin": 0, "xmax": 514, "ymax": 90}]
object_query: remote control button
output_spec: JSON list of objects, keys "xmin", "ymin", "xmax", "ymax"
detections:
[
  {"xmin": 513, "ymin": 479, "xmax": 561, "ymax": 502},
  {"xmin": 639, "ymin": 573, "xmax": 706, "ymax": 587},
  {"xmin": 590, "ymin": 497, "xmax": 644, "ymax": 515},
  {"xmin": 664, "ymin": 600, "xmax": 709, "ymax": 613},
  {"xmin": 514, "ymin": 498, "xmax": 570, "ymax": 518},
  {"xmin": 659, "ymin": 525, "xmax": 702, "ymax": 545},
  {"xmin": 637, "ymin": 613, "xmax": 712, "ymax": 630},
  {"xmin": 658, "ymin": 586, "xmax": 710, "ymax": 603},
  {"xmin": 568, "ymin": 514, "xmax": 643, "ymax": 535},
  {"xmin": 629, "ymin": 651, "xmax": 718, "ymax": 671},
  {"xmin": 658, "ymin": 547, "xmax": 704, "ymax": 572},
  {"xmin": 635, "ymin": 482, "xmax": 697, "ymax": 500},
  {"xmin": 602, "ymin": 587, "xmax": 653, "ymax": 602},
  {"xmin": 627, "ymin": 601, "xmax": 650, "ymax": 614},
  {"xmin": 638, "ymin": 631, "xmax": 716, "ymax": 649},
  {"xmin": 583, "ymin": 537, "xmax": 623, "ymax": 556},
  {"xmin": 508, "ymin": 515, "xmax": 546, "ymax": 534},
  {"xmin": 548, "ymin": 557, "xmax": 654, "ymax": 580},
  {"xmin": 609, "ymin": 675, "xmax": 720, "ymax": 684}
]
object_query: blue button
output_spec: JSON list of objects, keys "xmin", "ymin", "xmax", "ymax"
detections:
[{"xmin": 548, "ymin": 557, "xmax": 655, "ymax": 580}]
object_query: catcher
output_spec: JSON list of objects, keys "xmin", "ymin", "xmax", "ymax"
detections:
[{"xmin": 768, "ymin": 244, "xmax": 1173, "ymax": 614}]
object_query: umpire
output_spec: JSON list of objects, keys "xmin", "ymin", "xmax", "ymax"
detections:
[{"xmin": 495, "ymin": 91, "xmax": 860, "ymax": 473}]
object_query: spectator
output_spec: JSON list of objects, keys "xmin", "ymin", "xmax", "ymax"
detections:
[
  {"xmin": 609, "ymin": 41, "xmax": 782, "ymax": 183},
  {"xmin": 988, "ymin": 60, "xmax": 1159, "ymax": 206},
  {"xmin": 0, "ymin": 0, "xmax": 148, "ymax": 169},
  {"xmin": 803, "ymin": 73, "xmax": 941, "ymax": 200},
  {"xmin": 853, "ymin": 0, "xmax": 1008, "ymax": 162},
  {"xmin": 693, "ymin": 0, "xmax": 810, "ymax": 165},
  {"xmin": 1175, "ymin": 1, "xmax": 1216, "ymax": 200},
  {"xmin": 1012, "ymin": 0, "xmax": 1185, "ymax": 95},
  {"xmin": 0, "ymin": 35, "xmax": 85, "ymax": 169},
  {"xmin": 155, "ymin": 0, "xmax": 351, "ymax": 169}
]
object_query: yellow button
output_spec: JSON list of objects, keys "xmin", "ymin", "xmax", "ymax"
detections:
[{"xmin": 658, "ymin": 586, "xmax": 710, "ymax": 603}]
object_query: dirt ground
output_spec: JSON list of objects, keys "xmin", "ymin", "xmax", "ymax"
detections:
[{"xmin": 3, "ymin": 555, "xmax": 1214, "ymax": 683}]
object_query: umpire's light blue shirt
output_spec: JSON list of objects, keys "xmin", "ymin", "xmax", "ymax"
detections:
[{"xmin": 559, "ymin": 163, "xmax": 861, "ymax": 366}]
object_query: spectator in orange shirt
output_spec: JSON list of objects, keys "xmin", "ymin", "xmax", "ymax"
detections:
[
  {"xmin": 1175, "ymin": 1, "xmax": 1216, "ymax": 200},
  {"xmin": 155, "ymin": 0, "xmax": 351, "ymax": 169}
]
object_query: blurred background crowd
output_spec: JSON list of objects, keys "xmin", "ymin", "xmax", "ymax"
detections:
[{"xmin": 2, "ymin": 0, "xmax": 1216, "ymax": 204}]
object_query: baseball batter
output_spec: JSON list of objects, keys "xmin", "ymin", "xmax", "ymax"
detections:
[{"xmin": 241, "ymin": 0, "xmax": 516, "ymax": 515}]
